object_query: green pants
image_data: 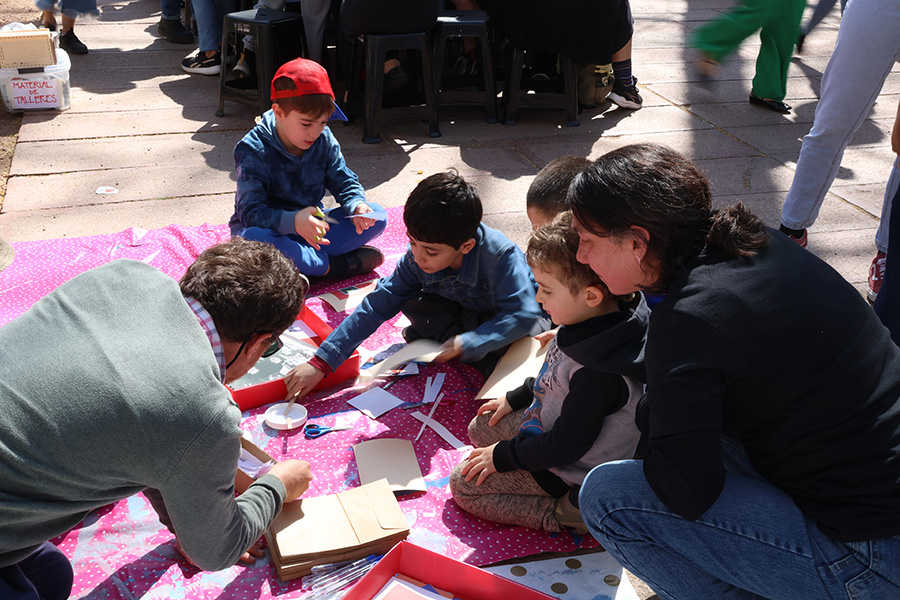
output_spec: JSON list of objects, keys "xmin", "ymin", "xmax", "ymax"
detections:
[{"xmin": 692, "ymin": 0, "xmax": 806, "ymax": 101}]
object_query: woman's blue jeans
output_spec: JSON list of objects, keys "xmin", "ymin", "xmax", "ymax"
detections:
[{"xmin": 580, "ymin": 441, "xmax": 900, "ymax": 599}]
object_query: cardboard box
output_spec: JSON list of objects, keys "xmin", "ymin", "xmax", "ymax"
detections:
[
  {"xmin": 229, "ymin": 304, "xmax": 360, "ymax": 411},
  {"xmin": 0, "ymin": 30, "xmax": 56, "ymax": 69},
  {"xmin": 1, "ymin": 47, "xmax": 70, "ymax": 113},
  {"xmin": 345, "ymin": 541, "xmax": 555, "ymax": 600}
]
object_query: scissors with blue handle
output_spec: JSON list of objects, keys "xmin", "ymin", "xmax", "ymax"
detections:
[{"xmin": 304, "ymin": 423, "xmax": 353, "ymax": 438}]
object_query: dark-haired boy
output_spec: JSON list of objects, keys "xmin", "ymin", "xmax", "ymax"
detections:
[
  {"xmin": 285, "ymin": 171, "xmax": 551, "ymax": 398},
  {"xmin": 230, "ymin": 57, "xmax": 385, "ymax": 280},
  {"xmin": 526, "ymin": 155, "xmax": 590, "ymax": 229}
]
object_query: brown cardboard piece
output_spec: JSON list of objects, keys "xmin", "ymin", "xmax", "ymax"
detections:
[
  {"xmin": 475, "ymin": 336, "xmax": 548, "ymax": 400},
  {"xmin": 0, "ymin": 30, "xmax": 56, "ymax": 69},
  {"xmin": 266, "ymin": 479, "xmax": 409, "ymax": 580},
  {"xmin": 353, "ymin": 439, "xmax": 426, "ymax": 494}
]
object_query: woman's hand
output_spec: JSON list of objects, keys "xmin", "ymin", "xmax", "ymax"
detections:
[
  {"xmin": 294, "ymin": 207, "xmax": 331, "ymax": 250},
  {"xmin": 460, "ymin": 444, "xmax": 499, "ymax": 486},
  {"xmin": 284, "ymin": 362, "xmax": 326, "ymax": 401},
  {"xmin": 477, "ymin": 395, "xmax": 512, "ymax": 426},
  {"xmin": 352, "ymin": 204, "xmax": 376, "ymax": 235}
]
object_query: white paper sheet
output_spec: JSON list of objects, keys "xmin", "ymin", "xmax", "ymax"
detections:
[{"xmin": 348, "ymin": 386, "xmax": 404, "ymax": 419}]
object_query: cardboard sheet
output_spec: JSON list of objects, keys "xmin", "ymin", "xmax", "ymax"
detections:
[
  {"xmin": 317, "ymin": 279, "xmax": 379, "ymax": 313},
  {"xmin": 354, "ymin": 439, "xmax": 426, "ymax": 493},
  {"xmin": 359, "ymin": 340, "xmax": 443, "ymax": 382},
  {"xmin": 475, "ymin": 336, "xmax": 548, "ymax": 400}
]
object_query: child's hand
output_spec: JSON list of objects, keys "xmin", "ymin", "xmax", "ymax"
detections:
[
  {"xmin": 461, "ymin": 443, "xmax": 498, "ymax": 486},
  {"xmin": 294, "ymin": 207, "xmax": 331, "ymax": 250},
  {"xmin": 535, "ymin": 327, "xmax": 558, "ymax": 348},
  {"xmin": 434, "ymin": 336, "xmax": 464, "ymax": 363},
  {"xmin": 477, "ymin": 395, "xmax": 512, "ymax": 426},
  {"xmin": 352, "ymin": 204, "xmax": 376, "ymax": 235},
  {"xmin": 283, "ymin": 362, "xmax": 326, "ymax": 401}
]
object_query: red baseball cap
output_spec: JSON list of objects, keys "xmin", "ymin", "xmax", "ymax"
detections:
[{"xmin": 270, "ymin": 57, "xmax": 347, "ymax": 121}]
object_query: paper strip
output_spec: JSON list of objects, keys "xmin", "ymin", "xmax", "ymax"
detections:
[
  {"xmin": 410, "ymin": 411, "xmax": 468, "ymax": 450},
  {"xmin": 358, "ymin": 339, "xmax": 443, "ymax": 382}
]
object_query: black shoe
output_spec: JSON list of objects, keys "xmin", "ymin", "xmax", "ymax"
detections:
[
  {"xmin": 40, "ymin": 16, "xmax": 57, "ymax": 31},
  {"xmin": 608, "ymin": 76, "xmax": 643, "ymax": 110},
  {"xmin": 181, "ymin": 49, "xmax": 221, "ymax": 75},
  {"xmin": 344, "ymin": 245, "xmax": 384, "ymax": 277},
  {"xmin": 158, "ymin": 18, "xmax": 194, "ymax": 44},
  {"xmin": 384, "ymin": 66, "xmax": 408, "ymax": 91},
  {"xmin": 749, "ymin": 95, "xmax": 791, "ymax": 114},
  {"xmin": 796, "ymin": 32, "xmax": 806, "ymax": 54},
  {"xmin": 59, "ymin": 29, "xmax": 88, "ymax": 54}
]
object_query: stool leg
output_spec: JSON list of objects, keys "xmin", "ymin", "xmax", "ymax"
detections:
[
  {"xmin": 362, "ymin": 36, "xmax": 383, "ymax": 144},
  {"xmin": 419, "ymin": 34, "xmax": 441, "ymax": 138},
  {"xmin": 503, "ymin": 47, "xmax": 525, "ymax": 125},
  {"xmin": 478, "ymin": 30, "xmax": 497, "ymax": 123},
  {"xmin": 433, "ymin": 26, "xmax": 446, "ymax": 101},
  {"xmin": 560, "ymin": 55, "xmax": 580, "ymax": 127},
  {"xmin": 216, "ymin": 28, "xmax": 231, "ymax": 117}
]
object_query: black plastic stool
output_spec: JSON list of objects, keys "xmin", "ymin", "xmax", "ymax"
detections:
[
  {"xmin": 216, "ymin": 8, "xmax": 304, "ymax": 116},
  {"xmin": 501, "ymin": 47, "xmax": 579, "ymax": 127},
  {"xmin": 432, "ymin": 10, "xmax": 497, "ymax": 123},
  {"xmin": 348, "ymin": 32, "xmax": 441, "ymax": 144}
]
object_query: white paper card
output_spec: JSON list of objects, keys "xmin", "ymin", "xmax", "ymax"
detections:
[{"xmin": 348, "ymin": 386, "xmax": 404, "ymax": 419}]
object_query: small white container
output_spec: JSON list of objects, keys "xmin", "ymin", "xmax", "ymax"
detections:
[{"xmin": 0, "ymin": 47, "xmax": 70, "ymax": 113}]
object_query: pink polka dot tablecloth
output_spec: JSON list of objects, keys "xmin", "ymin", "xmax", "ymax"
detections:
[{"xmin": 2, "ymin": 212, "xmax": 598, "ymax": 599}]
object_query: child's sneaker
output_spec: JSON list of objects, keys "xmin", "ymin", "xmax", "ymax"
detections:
[
  {"xmin": 553, "ymin": 488, "xmax": 588, "ymax": 534},
  {"xmin": 868, "ymin": 251, "xmax": 887, "ymax": 303},
  {"xmin": 181, "ymin": 49, "xmax": 221, "ymax": 75},
  {"xmin": 608, "ymin": 76, "xmax": 643, "ymax": 110}
]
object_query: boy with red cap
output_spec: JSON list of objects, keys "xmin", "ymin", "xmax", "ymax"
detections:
[{"xmin": 230, "ymin": 58, "xmax": 386, "ymax": 281}]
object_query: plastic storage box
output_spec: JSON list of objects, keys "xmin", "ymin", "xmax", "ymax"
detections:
[{"xmin": 1, "ymin": 47, "xmax": 70, "ymax": 112}]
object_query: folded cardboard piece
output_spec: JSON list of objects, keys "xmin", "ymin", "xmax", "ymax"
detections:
[
  {"xmin": 266, "ymin": 479, "xmax": 409, "ymax": 581},
  {"xmin": 475, "ymin": 336, "xmax": 548, "ymax": 400},
  {"xmin": 345, "ymin": 541, "xmax": 555, "ymax": 600},
  {"xmin": 0, "ymin": 30, "xmax": 56, "ymax": 69},
  {"xmin": 229, "ymin": 305, "xmax": 360, "ymax": 411}
]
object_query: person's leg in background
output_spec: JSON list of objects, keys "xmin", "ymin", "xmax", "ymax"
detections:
[
  {"xmin": 691, "ymin": 0, "xmax": 771, "ymax": 71},
  {"xmin": 300, "ymin": 0, "xmax": 332, "ymax": 64},
  {"xmin": 37, "ymin": 0, "xmax": 97, "ymax": 55},
  {"xmin": 182, "ymin": 0, "xmax": 237, "ymax": 75},
  {"xmin": 608, "ymin": 1, "xmax": 642, "ymax": 110},
  {"xmin": 874, "ymin": 173, "xmax": 900, "ymax": 342},
  {"xmin": 157, "ymin": 0, "xmax": 194, "ymax": 44},
  {"xmin": 747, "ymin": 0, "xmax": 804, "ymax": 111},
  {"xmin": 580, "ymin": 441, "xmax": 900, "ymax": 599},
  {"xmin": 780, "ymin": 0, "xmax": 900, "ymax": 242},
  {"xmin": 870, "ymin": 163, "xmax": 898, "ymax": 302},
  {"xmin": 0, "ymin": 542, "xmax": 74, "ymax": 600},
  {"xmin": 798, "ymin": 0, "xmax": 846, "ymax": 51}
]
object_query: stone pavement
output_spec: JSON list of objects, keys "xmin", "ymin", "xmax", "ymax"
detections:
[{"xmin": 0, "ymin": 0, "xmax": 896, "ymax": 596}]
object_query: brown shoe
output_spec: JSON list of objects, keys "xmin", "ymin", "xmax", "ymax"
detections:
[{"xmin": 554, "ymin": 491, "xmax": 588, "ymax": 534}]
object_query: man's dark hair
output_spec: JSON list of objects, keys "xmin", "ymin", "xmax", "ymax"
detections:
[
  {"xmin": 527, "ymin": 155, "xmax": 591, "ymax": 217},
  {"xmin": 403, "ymin": 171, "xmax": 483, "ymax": 249},
  {"xmin": 179, "ymin": 237, "xmax": 307, "ymax": 342}
]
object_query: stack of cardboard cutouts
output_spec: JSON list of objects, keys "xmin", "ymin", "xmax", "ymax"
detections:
[{"xmin": 266, "ymin": 479, "xmax": 409, "ymax": 581}]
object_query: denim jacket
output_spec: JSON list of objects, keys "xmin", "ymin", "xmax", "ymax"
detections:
[
  {"xmin": 229, "ymin": 110, "xmax": 366, "ymax": 236},
  {"xmin": 315, "ymin": 224, "xmax": 545, "ymax": 369}
]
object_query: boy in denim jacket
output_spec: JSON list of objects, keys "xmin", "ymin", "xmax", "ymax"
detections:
[
  {"xmin": 230, "ymin": 58, "xmax": 385, "ymax": 281},
  {"xmin": 285, "ymin": 171, "xmax": 551, "ymax": 398}
]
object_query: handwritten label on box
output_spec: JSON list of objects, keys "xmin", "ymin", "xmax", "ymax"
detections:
[{"xmin": 8, "ymin": 78, "xmax": 60, "ymax": 109}]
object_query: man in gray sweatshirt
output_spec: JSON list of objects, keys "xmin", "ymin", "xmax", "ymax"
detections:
[{"xmin": 0, "ymin": 237, "xmax": 313, "ymax": 600}]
